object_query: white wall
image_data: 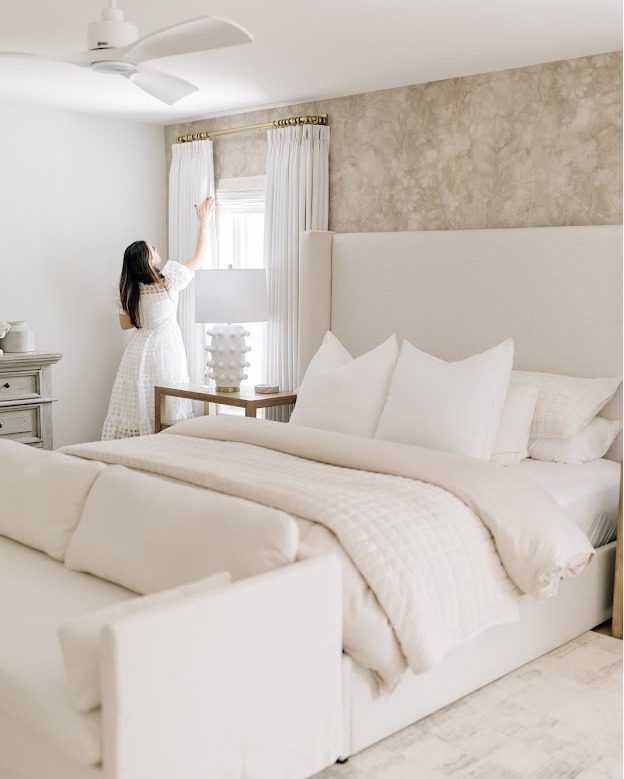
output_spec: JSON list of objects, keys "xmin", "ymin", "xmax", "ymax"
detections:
[{"xmin": 0, "ymin": 102, "xmax": 166, "ymax": 447}]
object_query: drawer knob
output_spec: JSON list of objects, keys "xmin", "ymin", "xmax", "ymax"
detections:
[
  {"xmin": 2, "ymin": 383, "xmax": 9, "ymax": 389},
  {"xmin": 0, "ymin": 422, "xmax": 3, "ymax": 428}
]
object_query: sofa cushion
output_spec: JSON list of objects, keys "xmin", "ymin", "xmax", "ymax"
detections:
[
  {"xmin": 0, "ymin": 536, "xmax": 133, "ymax": 766},
  {"xmin": 0, "ymin": 711, "xmax": 104, "ymax": 779},
  {"xmin": 0, "ymin": 440, "xmax": 104, "ymax": 560},
  {"xmin": 64, "ymin": 465, "xmax": 298, "ymax": 593}
]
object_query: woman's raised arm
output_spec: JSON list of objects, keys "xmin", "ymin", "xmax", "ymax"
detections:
[{"xmin": 184, "ymin": 196, "xmax": 216, "ymax": 272}]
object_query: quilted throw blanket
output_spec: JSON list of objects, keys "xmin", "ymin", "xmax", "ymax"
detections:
[{"xmin": 62, "ymin": 417, "xmax": 594, "ymax": 676}]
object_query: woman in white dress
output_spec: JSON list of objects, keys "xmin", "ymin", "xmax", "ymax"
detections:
[{"xmin": 102, "ymin": 197, "xmax": 214, "ymax": 440}]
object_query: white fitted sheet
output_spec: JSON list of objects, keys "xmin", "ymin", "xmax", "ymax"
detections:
[{"xmin": 519, "ymin": 458, "xmax": 620, "ymax": 547}]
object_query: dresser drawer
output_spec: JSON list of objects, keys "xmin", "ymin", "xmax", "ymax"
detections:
[
  {"xmin": 0, "ymin": 371, "xmax": 39, "ymax": 401},
  {"xmin": 0, "ymin": 405, "xmax": 41, "ymax": 444}
]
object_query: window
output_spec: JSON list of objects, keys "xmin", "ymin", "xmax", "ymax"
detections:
[{"xmin": 215, "ymin": 175, "xmax": 266, "ymax": 390}]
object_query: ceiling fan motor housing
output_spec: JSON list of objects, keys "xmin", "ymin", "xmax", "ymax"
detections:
[{"xmin": 88, "ymin": 6, "xmax": 138, "ymax": 51}]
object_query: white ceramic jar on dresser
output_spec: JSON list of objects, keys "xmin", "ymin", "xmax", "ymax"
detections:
[{"xmin": 0, "ymin": 352, "xmax": 62, "ymax": 450}]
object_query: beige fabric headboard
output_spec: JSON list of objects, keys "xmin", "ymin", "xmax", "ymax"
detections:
[{"xmin": 299, "ymin": 225, "xmax": 622, "ymax": 459}]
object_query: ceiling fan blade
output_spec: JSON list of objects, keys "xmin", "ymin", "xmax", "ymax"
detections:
[
  {"xmin": 123, "ymin": 16, "xmax": 253, "ymax": 64},
  {"xmin": 0, "ymin": 50, "xmax": 102, "ymax": 68},
  {"xmin": 0, "ymin": 50, "xmax": 92, "ymax": 72},
  {"xmin": 130, "ymin": 68, "xmax": 198, "ymax": 105},
  {"xmin": 0, "ymin": 51, "xmax": 46, "ymax": 60}
]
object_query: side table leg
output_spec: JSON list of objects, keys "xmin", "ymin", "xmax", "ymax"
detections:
[
  {"xmin": 154, "ymin": 388, "xmax": 164, "ymax": 433},
  {"xmin": 613, "ymin": 465, "xmax": 622, "ymax": 639},
  {"xmin": 245, "ymin": 406, "xmax": 257, "ymax": 418}
]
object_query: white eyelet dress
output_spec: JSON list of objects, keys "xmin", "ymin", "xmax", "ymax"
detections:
[{"xmin": 102, "ymin": 261, "xmax": 194, "ymax": 440}]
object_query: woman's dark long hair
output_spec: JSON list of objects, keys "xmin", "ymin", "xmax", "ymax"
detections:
[{"xmin": 119, "ymin": 240, "xmax": 162, "ymax": 329}]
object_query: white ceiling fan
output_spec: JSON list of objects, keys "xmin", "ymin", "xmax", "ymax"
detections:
[{"xmin": 0, "ymin": 1, "xmax": 253, "ymax": 105}]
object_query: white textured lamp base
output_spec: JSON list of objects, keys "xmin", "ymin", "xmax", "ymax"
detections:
[{"xmin": 205, "ymin": 324, "xmax": 251, "ymax": 392}]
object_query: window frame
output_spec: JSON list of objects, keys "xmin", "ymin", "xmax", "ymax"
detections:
[{"xmin": 213, "ymin": 175, "xmax": 267, "ymax": 410}]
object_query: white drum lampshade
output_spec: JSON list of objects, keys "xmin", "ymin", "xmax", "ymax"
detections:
[{"xmin": 195, "ymin": 268, "xmax": 269, "ymax": 392}]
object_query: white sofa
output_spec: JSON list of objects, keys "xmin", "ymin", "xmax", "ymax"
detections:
[
  {"xmin": 1, "ymin": 429, "xmax": 616, "ymax": 778},
  {"xmin": 0, "ymin": 442, "xmax": 343, "ymax": 779}
]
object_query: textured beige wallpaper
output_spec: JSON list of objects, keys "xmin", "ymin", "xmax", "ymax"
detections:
[{"xmin": 165, "ymin": 52, "xmax": 622, "ymax": 232}]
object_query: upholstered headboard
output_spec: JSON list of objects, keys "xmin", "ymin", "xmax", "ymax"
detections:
[{"xmin": 298, "ymin": 225, "xmax": 622, "ymax": 458}]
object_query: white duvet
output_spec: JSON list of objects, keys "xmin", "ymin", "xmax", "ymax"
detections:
[{"xmin": 62, "ymin": 416, "xmax": 594, "ymax": 688}]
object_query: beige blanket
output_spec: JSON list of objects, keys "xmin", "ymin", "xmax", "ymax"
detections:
[{"xmin": 62, "ymin": 416, "xmax": 593, "ymax": 679}]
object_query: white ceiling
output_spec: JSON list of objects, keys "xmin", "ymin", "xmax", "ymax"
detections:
[{"xmin": 0, "ymin": 0, "xmax": 621, "ymax": 125}]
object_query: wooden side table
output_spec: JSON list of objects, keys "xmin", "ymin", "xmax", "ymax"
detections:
[{"xmin": 154, "ymin": 384, "xmax": 297, "ymax": 433}]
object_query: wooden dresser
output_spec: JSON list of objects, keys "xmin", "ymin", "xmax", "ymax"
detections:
[{"xmin": 0, "ymin": 352, "xmax": 62, "ymax": 450}]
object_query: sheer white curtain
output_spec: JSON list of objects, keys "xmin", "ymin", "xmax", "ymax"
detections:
[
  {"xmin": 264, "ymin": 125, "xmax": 329, "ymax": 407},
  {"xmin": 168, "ymin": 140, "xmax": 216, "ymax": 384}
]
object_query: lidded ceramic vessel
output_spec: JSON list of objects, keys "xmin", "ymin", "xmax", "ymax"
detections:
[{"xmin": 0, "ymin": 321, "xmax": 35, "ymax": 353}]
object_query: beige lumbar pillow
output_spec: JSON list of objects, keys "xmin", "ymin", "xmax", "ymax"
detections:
[{"xmin": 59, "ymin": 571, "xmax": 231, "ymax": 712}]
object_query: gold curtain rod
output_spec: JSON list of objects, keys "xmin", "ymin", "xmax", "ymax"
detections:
[{"xmin": 175, "ymin": 114, "xmax": 328, "ymax": 144}]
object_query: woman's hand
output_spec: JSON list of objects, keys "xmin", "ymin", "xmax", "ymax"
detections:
[{"xmin": 195, "ymin": 196, "xmax": 215, "ymax": 224}]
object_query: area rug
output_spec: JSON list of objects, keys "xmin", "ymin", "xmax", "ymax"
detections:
[{"xmin": 316, "ymin": 632, "xmax": 622, "ymax": 779}]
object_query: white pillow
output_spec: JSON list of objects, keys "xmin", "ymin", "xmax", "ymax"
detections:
[
  {"xmin": 528, "ymin": 417, "xmax": 622, "ymax": 464},
  {"xmin": 375, "ymin": 339, "xmax": 514, "ymax": 460},
  {"xmin": 491, "ymin": 384, "xmax": 539, "ymax": 465},
  {"xmin": 511, "ymin": 371, "xmax": 621, "ymax": 439},
  {"xmin": 0, "ymin": 440, "xmax": 103, "ymax": 560},
  {"xmin": 290, "ymin": 332, "xmax": 399, "ymax": 437},
  {"xmin": 59, "ymin": 571, "xmax": 231, "ymax": 712},
  {"xmin": 64, "ymin": 465, "xmax": 298, "ymax": 592}
]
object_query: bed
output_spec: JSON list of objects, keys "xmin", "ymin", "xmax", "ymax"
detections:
[{"xmin": 296, "ymin": 223, "xmax": 622, "ymax": 756}]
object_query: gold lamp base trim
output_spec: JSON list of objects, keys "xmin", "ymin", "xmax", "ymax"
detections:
[{"xmin": 215, "ymin": 386, "xmax": 239, "ymax": 393}]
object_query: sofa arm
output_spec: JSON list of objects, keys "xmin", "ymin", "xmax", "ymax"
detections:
[{"xmin": 99, "ymin": 556, "xmax": 343, "ymax": 779}]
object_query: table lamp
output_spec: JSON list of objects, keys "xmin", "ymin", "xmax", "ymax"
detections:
[{"xmin": 195, "ymin": 267, "xmax": 269, "ymax": 392}]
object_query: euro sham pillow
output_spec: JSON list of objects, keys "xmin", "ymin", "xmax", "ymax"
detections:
[
  {"xmin": 491, "ymin": 383, "xmax": 540, "ymax": 465},
  {"xmin": 59, "ymin": 571, "xmax": 231, "ymax": 712},
  {"xmin": 528, "ymin": 417, "xmax": 622, "ymax": 464},
  {"xmin": 375, "ymin": 338, "xmax": 514, "ymax": 460},
  {"xmin": 290, "ymin": 331, "xmax": 399, "ymax": 437},
  {"xmin": 511, "ymin": 371, "xmax": 621, "ymax": 439}
]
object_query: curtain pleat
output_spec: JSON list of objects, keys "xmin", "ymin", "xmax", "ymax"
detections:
[
  {"xmin": 264, "ymin": 125, "xmax": 330, "ymax": 419},
  {"xmin": 168, "ymin": 141, "xmax": 216, "ymax": 387}
]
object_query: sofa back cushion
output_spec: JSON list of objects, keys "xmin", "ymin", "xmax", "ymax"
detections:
[
  {"xmin": 64, "ymin": 465, "xmax": 299, "ymax": 592},
  {"xmin": 59, "ymin": 571, "xmax": 231, "ymax": 712},
  {"xmin": 0, "ymin": 440, "xmax": 103, "ymax": 560}
]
